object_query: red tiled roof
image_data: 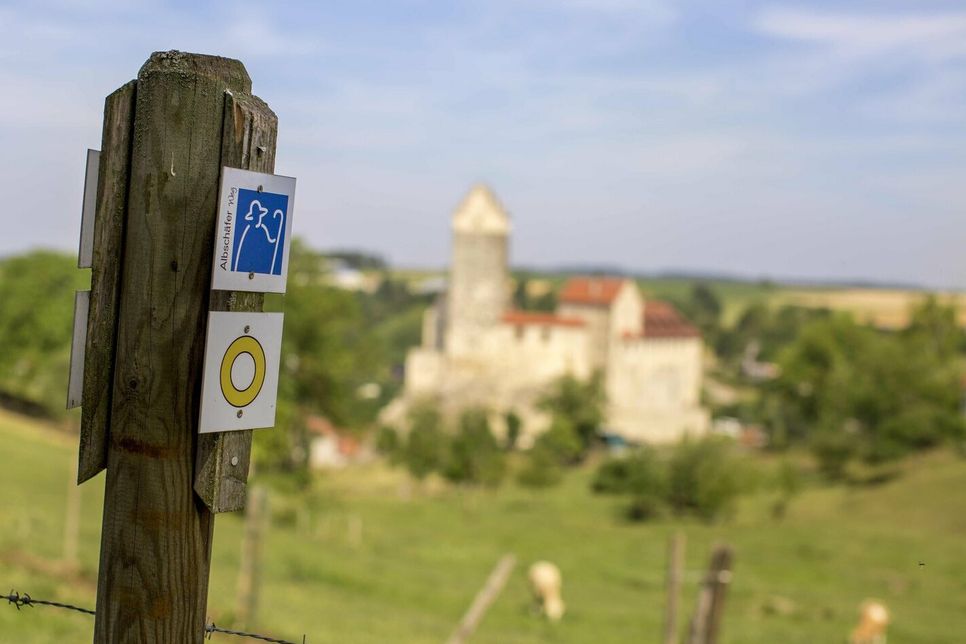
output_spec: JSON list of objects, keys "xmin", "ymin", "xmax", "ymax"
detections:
[
  {"xmin": 642, "ymin": 301, "xmax": 701, "ymax": 339},
  {"xmin": 306, "ymin": 414, "xmax": 352, "ymax": 437},
  {"xmin": 558, "ymin": 277, "xmax": 626, "ymax": 306},
  {"xmin": 306, "ymin": 415, "xmax": 361, "ymax": 456},
  {"xmin": 502, "ymin": 310, "xmax": 585, "ymax": 328}
]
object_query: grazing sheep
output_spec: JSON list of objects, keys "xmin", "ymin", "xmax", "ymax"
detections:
[
  {"xmin": 528, "ymin": 561, "xmax": 565, "ymax": 621},
  {"xmin": 850, "ymin": 600, "xmax": 889, "ymax": 644}
]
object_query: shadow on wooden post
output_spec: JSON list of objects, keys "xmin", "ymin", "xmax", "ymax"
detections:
[{"xmin": 664, "ymin": 532, "xmax": 686, "ymax": 644}]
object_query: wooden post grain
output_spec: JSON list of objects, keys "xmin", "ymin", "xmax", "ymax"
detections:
[
  {"xmin": 78, "ymin": 80, "xmax": 136, "ymax": 484},
  {"xmin": 663, "ymin": 532, "xmax": 685, "ymax": 644},
  {"xmin": 446, "ymin": 554, "xmax": 517, "ymax": 644},
  {"xmin": 93, "ymin": 51, "xmax": 263, "ymax": 643}
]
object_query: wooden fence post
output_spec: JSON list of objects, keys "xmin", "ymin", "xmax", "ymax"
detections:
[
  {"xmin": 446, "ymin": 554, "xmax": 517, "ymax": 644},
  {"xmin": 663, "ymin": 532, "xmax": 685, "ymax": 644},
  {"xmin": 687, "ymin": 544, "xmax": 734, "ymax": 644},
  {"xmin": 63, "ymin": 455, "xmax": 81, "ymax": 568},
  {"xmin": 236, "ymin": 485, "xmax": 269, "ymax": 630},
  {"xmin": 90, "ymin": 51, "xmax": 276, "ymax": 643}
]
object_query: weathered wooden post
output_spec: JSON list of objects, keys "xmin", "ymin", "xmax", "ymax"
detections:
[
  {"xmin": 446, "ymin": 554, "xmax": 517, "ymax": 644},
  {"xmin": 663, "ymin": 532, "xmax": 685, "ymax": 644},
  {"xmin": 76, "ymin": 50, "xmax": 281, "ymax": 643},
  {"xmin": 687, "ymin": 544, "xmax": 733, "ymax": 644}
]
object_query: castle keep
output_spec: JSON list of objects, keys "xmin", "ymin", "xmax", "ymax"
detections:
[{"xmin": 395, "ymin": 184, "xmax": 709, "ymax": 444}]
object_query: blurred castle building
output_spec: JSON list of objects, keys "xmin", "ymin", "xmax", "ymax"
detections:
[{"xmin": 388, "ymin": 184, "xmax": 708, "ymax": 444}]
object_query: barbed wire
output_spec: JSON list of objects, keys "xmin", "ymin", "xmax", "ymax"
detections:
[
  {"xmin": 206, "ymin": 622, "xmax": 306, "ymax": 643},
  {"xmin": 4, "ymin": 589, "xmax": 305, "ymax": 643},
  {"xmin": 4, "ymin": 590, "xmax": 95, "ymax": 616}
]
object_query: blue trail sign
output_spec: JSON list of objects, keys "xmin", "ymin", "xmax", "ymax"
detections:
[{"xmin": 211, "ymin": 167, "xmax": 296, "ymax": 293}]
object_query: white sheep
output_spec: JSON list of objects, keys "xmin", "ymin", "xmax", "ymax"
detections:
[
  {"xmin": 528, "ymin": 561, "xmax": 565, "ymax": 621},
  {"xmin": 850, "ymin": 600, "xmax": 889, "ymax": 644}
]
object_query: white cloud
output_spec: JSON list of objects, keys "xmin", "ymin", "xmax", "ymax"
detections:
[{"xmin": 755, "ymin": 7, "xmax": 966, "ymax": 61}]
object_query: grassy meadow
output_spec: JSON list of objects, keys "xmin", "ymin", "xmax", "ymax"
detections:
[{"xmin": 2, "ymin": 409, "xmax": 965, "ymax": 643}]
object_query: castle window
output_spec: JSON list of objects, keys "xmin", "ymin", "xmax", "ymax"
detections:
[
  {"xmin": 515, "ymin": 325, "xmax": 524, "ymax": 341},
  {"xmin": 541, "ymin": 326, "xmax": 551, "ymax": 342}
]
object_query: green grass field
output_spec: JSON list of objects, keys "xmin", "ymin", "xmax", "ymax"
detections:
[{"xmin": 2, "ymin": 409, "xmax": 965, "ymax": 643}]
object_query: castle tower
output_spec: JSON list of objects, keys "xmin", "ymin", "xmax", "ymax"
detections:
[{"xmin": 445, "ymin": 184, "xmax": 511, "ymax": 358}]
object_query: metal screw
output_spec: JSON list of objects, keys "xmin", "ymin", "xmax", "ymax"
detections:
[
  {"xmin": 244, "ymin": 325, "xmax": 251, "ymax": 334},
  {"xmin": 248, "ymin": 272, "xmax": 254, "ymax": 280},
  {"xmin": 257, "ymin": 184, "xmax": 264, "ymax": 192},
  {"xmin": 230, "ymin": 456, "xmax": 239, "ymax": 466},
  {"xmin": 236, "ymin": 410, "xmax": 243, "ymax": 418}
]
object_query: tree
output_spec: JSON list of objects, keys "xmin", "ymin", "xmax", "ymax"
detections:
[
  {"xmin": 375, "ymin": 425, "xmax": 401, "ymax": 461},
  {"xmin": 766, "ymin": 302, "xmax": 965, "ymax": 475},
  {"xmin": 534, "ymin": 417, "xmax": 584, "ymax": 465},
  {"xmin": 511, "ymin": 275, "xmax": 556, "ymax": 312},
  {"xmin": 516, "ymin": 445, "xmax": 564, "ymax": 488},
  {"xmin": 0, "ymin": 251, "xmax": 88, "ymax": 415},
  {"xmin": 592, "ymin": 449, "xmax": 666, "ymax": 520},
  {"xmin": 402, "ymin": 402, "xmax": 446, "ymax": 480},
  {"xmin": 678, "ymin": 282, "xmax": 723, "ymax": 342},
  {"xmin": 666, "ymin": 438, "xmax": 743, "ymax": 521},
  {"xmin": 444, "ymin": 408, "xmax": 506, "ymax": 487},
  {"xmin": 592, "ymin": 439, "xmax": 745, "ymax": 522},
  {"xmin": 257, "ymin": 240, "xmax": 381, "ymax": 473},
  {"xmin": 538, "ymin": 373, "xmax": 605, "ymax": 451},
  {"xmin": 504, "ymin": 411, "xmax": 521, "ymax": 450}
]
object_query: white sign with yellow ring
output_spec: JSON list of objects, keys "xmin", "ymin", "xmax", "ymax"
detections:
[{"xmin": 199, "ymin": 311, "xmax": 283, "ymax": 434}]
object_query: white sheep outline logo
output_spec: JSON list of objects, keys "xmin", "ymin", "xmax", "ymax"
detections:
[{"xmin": 233, "ymin": 198, "xmax": 285, "ymax": 275}]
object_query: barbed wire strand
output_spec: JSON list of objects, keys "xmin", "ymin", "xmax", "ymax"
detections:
[
  {"xmin": 4, "ymin": 590, "xmax": 95, "ymax": 616},
  {"xmin": 4, "ymin": 589, "xmax": 306, "ymax": 644},
  {"xmin": 206, "ymin": 622, "xmax": 306, "ymax": 644}
]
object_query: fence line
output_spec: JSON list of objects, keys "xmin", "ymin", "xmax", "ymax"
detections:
[{"xmin": 3, "ymin": 589, "xmax": 305, "ymax": 644}]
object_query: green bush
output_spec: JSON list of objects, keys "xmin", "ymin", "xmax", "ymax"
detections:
[
  {"xmin": 535, "ymin": 418, "xmax": 584, "ymax": 465},
  {"xmin": 771, "ymin": 459, "xmax": 803, "ymax": 520},
  {"xmin": 516, "ymin": 445, "xmax": 563, "ymax": 488},
  {"xmin": 375, "ymin": 425, "xmax": 401, "ymax": 461},
  {"xmin": 402, "ymin": 403, "xmax": 446, "ymax": 480},
  {"xmin": 592, "ymin": 449, "xmax": 664, "ymax": 495},
  {"xmin": 810, "ymin": 431, "xmax": 856, "ymax": 480},
  {"xmin": 871, "ymin": 407, "xmax": 966, "ymax": 462},
  {"xmin": 538, "ymin": 373, "xmax": 604, "ymax": 450},
  {"xmin": 444, "ymin": 408, "xmax": 506, "ymax": 487},
  {"xmin": 592, "ymin": 449, "xmax": 666, "ymax": 520},
  {"xmin": 666, "ymin": 438, "xmax": 743, "ymax": 521}
]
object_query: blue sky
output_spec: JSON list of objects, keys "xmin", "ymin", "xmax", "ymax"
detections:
[{"xmin": 3, "ymin": 1, "xmax": 966, "ymax": 288}]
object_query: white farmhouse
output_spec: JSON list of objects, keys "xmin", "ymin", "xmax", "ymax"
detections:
[{"xmin": 389, "ymin": 184, "xmax": 709, "ymax": 444}]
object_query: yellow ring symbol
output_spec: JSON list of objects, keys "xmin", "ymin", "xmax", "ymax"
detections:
[{"xmin": 220, "ymin": 335, "xmax": 266, "ymax": 408}]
